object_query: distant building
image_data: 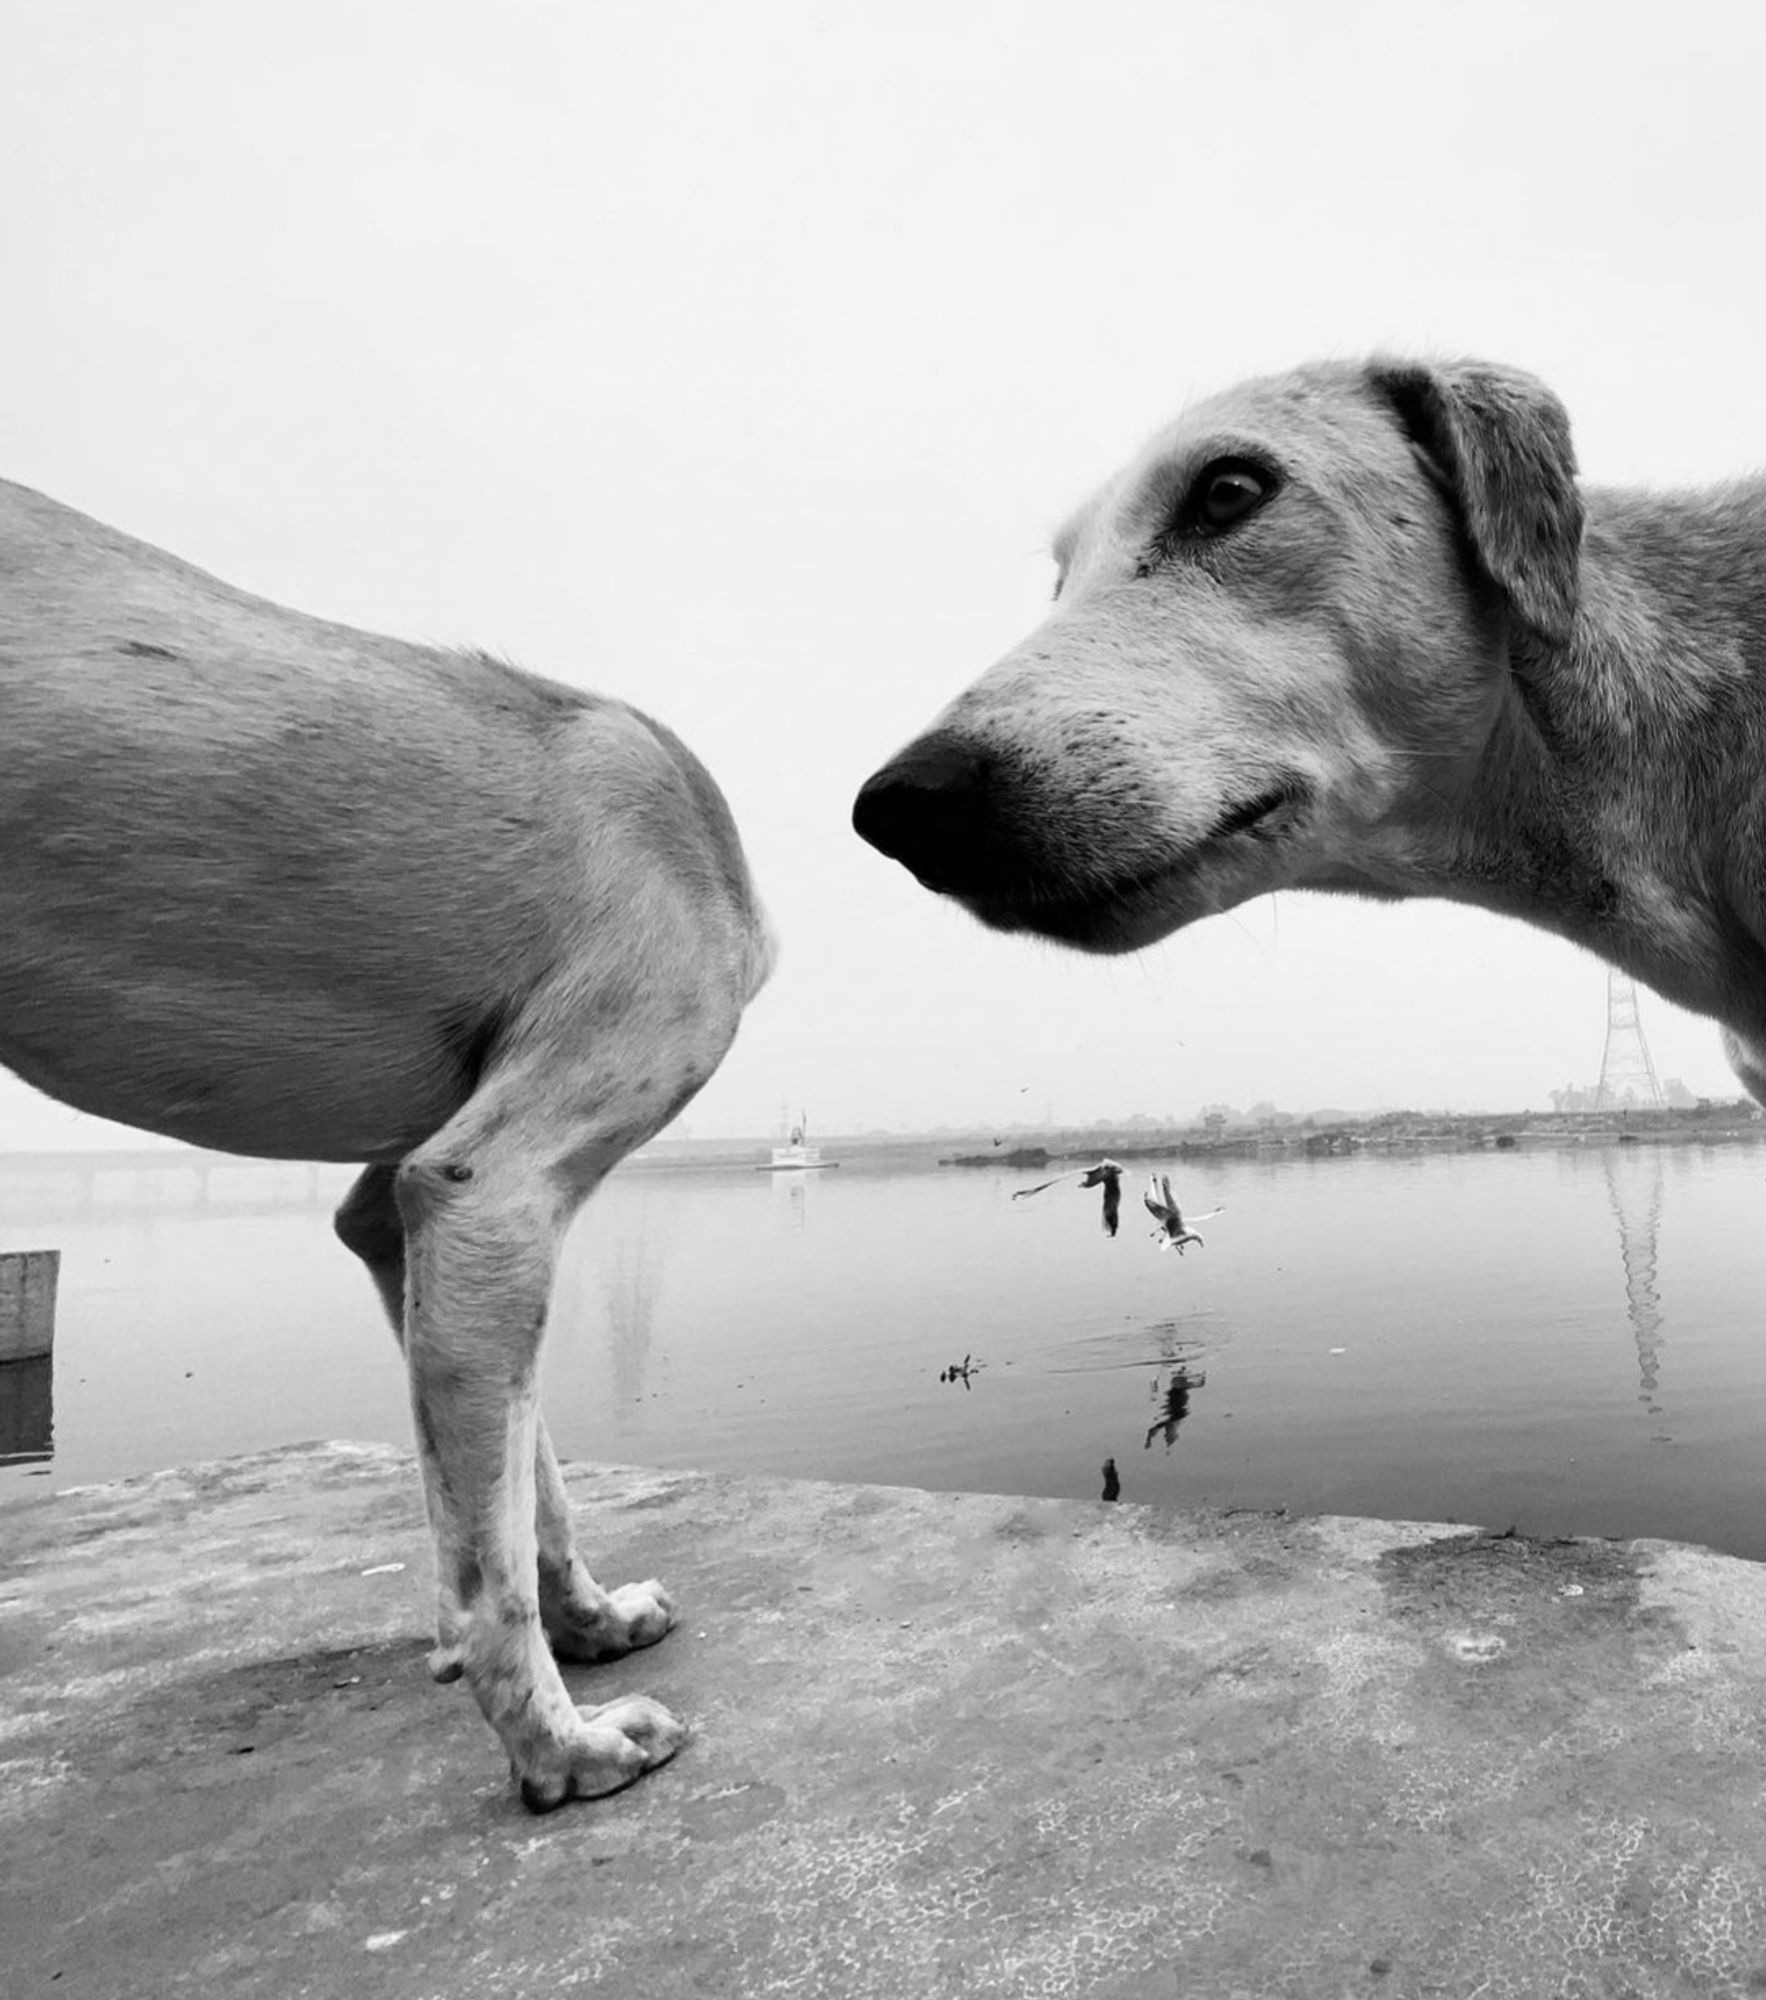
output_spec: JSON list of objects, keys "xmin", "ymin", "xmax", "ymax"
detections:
[
  {"xmin": 1555, "ymin": 1074, "xmax": 1702, "ymax": 1114},
  {"xmin": 1551, "ymin": 1083, "xmax": 1600, "ymax": 1114}
]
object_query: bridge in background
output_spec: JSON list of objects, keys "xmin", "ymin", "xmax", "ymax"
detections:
[{"xmin": 0, "ymin": 1149, "xmax": 356, "ymax": 1219}]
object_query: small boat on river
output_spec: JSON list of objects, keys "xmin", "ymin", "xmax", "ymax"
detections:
[{"xmin": 758, "ymin": 1111, "xmax": 839, "ymax": 1172}]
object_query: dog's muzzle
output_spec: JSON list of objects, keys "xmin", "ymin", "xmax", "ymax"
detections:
[
  {"xmin": 857, "ymin": 727, "xmax": 1314, "ymax": 954},
  {"xmin": 852, "ymin": 730, "xmax": 1023, "ymax": 896}
]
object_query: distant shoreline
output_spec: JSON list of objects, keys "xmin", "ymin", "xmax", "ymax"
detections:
[
  {"xmin": 1, "ymin": 1102, "xmax": 1758, "ymax": 1182},
  {"xmin": 938, "ymin": 1120, "xmax": 1765, "ymax": 1169}
]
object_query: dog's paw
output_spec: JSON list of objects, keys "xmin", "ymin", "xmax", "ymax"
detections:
[
  {"xmin": 546, "ymin": 1576, "xmax": 677, "ymax": 1664},
  {"xmin": 427, "ymin": 1640, "xmax": 466, "ymax": 1684},
  {"xmin": 604, "ymin": 1578, "xmax": 676, "ymax": 1649},
  {"xmin": 517, "ymin": 1694, "xmax": 689, "ymax": 1811}
]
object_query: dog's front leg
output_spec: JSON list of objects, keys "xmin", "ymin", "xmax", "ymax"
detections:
[{"xmin": 396, "ymin": 1136, "xmax": 685, "ymax": 1810}]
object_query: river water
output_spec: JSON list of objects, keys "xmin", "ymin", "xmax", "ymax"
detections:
[{"xmin": 4, "ymin": 1140, "xmax": 1764, "ymax": 1559}]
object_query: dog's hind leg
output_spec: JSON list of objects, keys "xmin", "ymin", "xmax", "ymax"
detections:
[
  {"xmin": 334, "ymin": 1162, "xmax": 477, "ymax": 1681},
  {"xmin": 334, "ymin": 1160, "xmax": 642, "ymax": 1679},
  {"xmin": 383, "ymin": 991, "xmax": 740, "ymax": 1809},
  {"xmin": 335, "ymin": 1163, "xmax": 406, "ymax": 1327}
]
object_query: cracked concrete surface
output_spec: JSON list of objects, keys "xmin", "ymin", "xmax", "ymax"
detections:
[{"xmin": 4, "ymin": 1442, "xmax": 1766, "ymax": 1997}]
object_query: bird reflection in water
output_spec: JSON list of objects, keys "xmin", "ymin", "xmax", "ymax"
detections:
[{"xmin": 1144, "ymin": 1360, "xmax": 1207, "ymax": 1451}]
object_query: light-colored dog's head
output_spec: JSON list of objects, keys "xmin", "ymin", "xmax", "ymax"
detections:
[{"xmin": 853, "ymin": 358, "xmax": 1584, "ymax": 952}]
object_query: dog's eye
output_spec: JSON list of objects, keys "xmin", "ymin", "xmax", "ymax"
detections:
[
  {"xmin": 1193, "ymin": 460, "xmax": 1272, "ymax": 533},
  {"xmin": 1135, "ymin": 457, "xmax": 1277, "ymax": 578}
]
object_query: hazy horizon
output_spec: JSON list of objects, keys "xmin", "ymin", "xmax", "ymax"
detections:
[
  {"xmin": 6, "ymin": 0, "xmax": 1765, "ymax": 1149},
  {"xmin": 0, "ymin": 1086, "xmax": 1750, "ymax": 1158}
]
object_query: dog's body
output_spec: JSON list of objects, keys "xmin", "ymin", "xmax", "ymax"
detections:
[
  {"xmin": 1, "ymin": 476, "xmax": 773, "ymax": 1807},
  {"xmin": 854, "ymin": 358, "xmax": 1766, "ymax": 1103}
]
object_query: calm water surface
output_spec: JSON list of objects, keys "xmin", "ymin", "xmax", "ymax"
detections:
[{"xmin": 4, "ymin": 1143, "xmax": 1766, "ymax": 1559}]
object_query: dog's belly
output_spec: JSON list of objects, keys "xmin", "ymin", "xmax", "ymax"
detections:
[
  {"xmin": 0, "ymin": 703, "xmax": 553, "ymax": 1160},
  {"xmin": 0, "ymin": 983, "xmax": 482, "ymax": 1160}
]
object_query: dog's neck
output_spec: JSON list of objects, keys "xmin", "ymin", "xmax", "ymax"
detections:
[{"xmin": 1441, "ymin": 480, "xmax": 1766, "ymax": 1042}]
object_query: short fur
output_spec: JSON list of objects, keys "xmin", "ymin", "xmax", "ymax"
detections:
[
  {"xmin": 852, "ymin": 357, "xmax": 1766, "ymax": 1104},
  {"xmin": 0, "ymin": 476, "xmax": 774, "ymax": 1809}
]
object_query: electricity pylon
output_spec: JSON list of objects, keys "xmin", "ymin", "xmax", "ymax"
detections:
[{"xmin": 1594, "ymin": 970, "xmax": 1664, "ymax": 1110}]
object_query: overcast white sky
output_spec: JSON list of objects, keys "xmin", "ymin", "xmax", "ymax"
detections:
[{"xmin": 5, "ymin": 0, "xmax": 1766, "ymax": 1146}]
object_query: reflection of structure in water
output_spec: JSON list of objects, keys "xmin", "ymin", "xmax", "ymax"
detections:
[
  {"xmin": 1144, "ymin": 1361, "xmax": 1206, "ymax": 1451},
  {"xmin": 939, "ymin": 1353, "xmax": 983, "ymax": 1388},
  {"xmin": 1601, "ymin": 1148, "xmax": 1666, "ymax": 1412},
  {"xmin": 0, "ymin": 1353, "xmax": 53, "ymax": 1467},
  {"xmin": 770, "ymin": 1170, "xmax": 813, "ymax": 1229},
  {"xmin": 598, "ymin": 1201, "xmax": 671, "ymax": 1407}
]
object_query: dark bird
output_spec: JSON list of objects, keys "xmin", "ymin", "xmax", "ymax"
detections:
[
  {"xmin": 1080, "ymin": 1160, "xmax": 1126, "ymax": 1236},
  {"xmin": 1013, "ymin": 1158, "xmax": 1126, "ymax": 1236}
]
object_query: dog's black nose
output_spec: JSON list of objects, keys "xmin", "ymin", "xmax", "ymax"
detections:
[{"xmin": 852, "ymin": 731, "xmax": 995, "ymax": 892}]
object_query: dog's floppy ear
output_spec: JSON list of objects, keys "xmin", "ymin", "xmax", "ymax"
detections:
[{"xmin": 1370, "ymin": 359, "xmax": 1584, "ymax": 648}]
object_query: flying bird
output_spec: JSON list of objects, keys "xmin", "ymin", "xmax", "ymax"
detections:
[
  {"xmin": 1012, "ymin": 1158, "xmax": 1126, "ymax": 1236},
  {"xmin": 1144, "ymin": 1176, "xmax": 1224, "ymax": 1254}
]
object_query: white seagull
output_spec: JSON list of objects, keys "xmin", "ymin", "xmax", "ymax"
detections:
[{"xmin": 1143, "ymin": 1176, "xmax": 1224, "ymax": 1254}]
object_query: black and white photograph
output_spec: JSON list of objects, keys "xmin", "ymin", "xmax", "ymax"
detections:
[{"xmin": 5, "ymin": 3, "xmax": 1766, "ymax": 1993}]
